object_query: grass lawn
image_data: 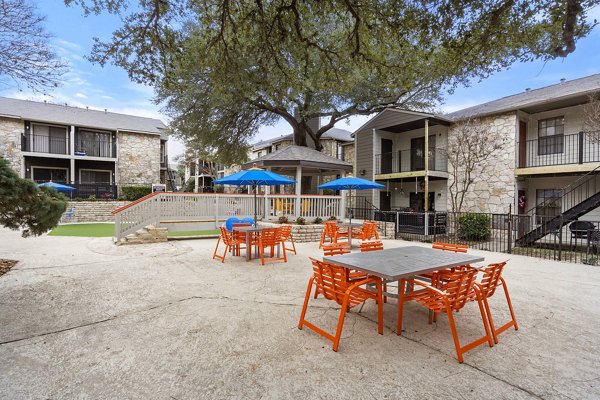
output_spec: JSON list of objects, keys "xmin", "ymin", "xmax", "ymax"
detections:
[{"xmin": 49, "ymin": 223, "xmax": 219, "ymax": 238}]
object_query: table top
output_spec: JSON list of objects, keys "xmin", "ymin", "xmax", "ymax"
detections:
[
  {"xmin": 323, "ymin": 246, "xmax": 484, "ymax": 281},
  {"xmin": 232, "ymin": 226, "xmax": 264, "ymax": 232},
  {"xmin": 337, "ymin": 222, "xmax": 363, "ymax": 228}
]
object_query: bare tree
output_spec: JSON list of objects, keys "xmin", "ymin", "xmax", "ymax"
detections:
[
  {"xmin": 447, "ymin": 119, "xmax": 509, "ymax": 212},
  {"xmin": 0, "ymin": 0, "xmax": 67, "ymax": 91},
  {"xmin": 583, "ymin": 92, "xmax": 600, "ymax": 142}
]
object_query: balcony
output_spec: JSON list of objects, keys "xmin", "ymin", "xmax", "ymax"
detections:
[
  {"xmin": 517, "ymin": 131, "xmax": 600, "ymax": 170},
  {"xmin": 75, "ymin": 138, "xmax": 115, "ymax": 158},
  {"xmin": 374, "ymin": 148, "xmax": 448, "ymax": 176},
  {"xmin": 22, "ymin": 134, "xmax": 69, "ymax": 155}
]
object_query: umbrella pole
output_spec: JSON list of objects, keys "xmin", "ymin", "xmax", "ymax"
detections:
[{"xmin": 253, "ymin": 183, "xmax": 257, "ymax": 226}]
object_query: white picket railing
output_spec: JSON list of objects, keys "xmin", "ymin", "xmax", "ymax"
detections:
[{"xmin": 113, "ymin": 193, "xmax": 343, "ymax": 240}]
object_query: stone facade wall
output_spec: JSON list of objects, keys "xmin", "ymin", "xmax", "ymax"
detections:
[
  {"xmin": 62, "ymin": 200, "xmax": 129, "ymax": 223},
  {"xmin": 0, "ymin": 117, "xmax": 23, "ymax": 176},
  {"xmin": 447, "ymin": 113, "xmax": 517, "ymax": 214},
  {"xmin": 258, "ymin": 221, "xmax": 391, "ymax": 242},
  {"xmin": 117, "ymin": 131, "xmax": 160, "ymax": 185},
  {"xmin": 343, "ymin": 143, "xmax": 355, "ymax": 172}
]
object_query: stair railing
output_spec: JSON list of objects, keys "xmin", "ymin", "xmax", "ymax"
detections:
[{"xmin": 113, "ymin": 192, "xmax": 162, "ymax": 241}]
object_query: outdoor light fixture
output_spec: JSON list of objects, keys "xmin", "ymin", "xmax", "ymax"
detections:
[{"xmin": 359, "ymin": 169, "xmax": 366, "ymax": 176}]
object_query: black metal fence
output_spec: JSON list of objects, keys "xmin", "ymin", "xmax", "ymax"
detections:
[
  {"xmin": 359, "ymin": 209, "xmax": 600, "ymax": 266},
  {"xmin": 36, "ymin": 181, "xmax": 152, "ymax": 200}
]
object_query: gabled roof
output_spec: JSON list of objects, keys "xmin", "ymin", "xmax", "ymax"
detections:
[
  {"xmin": 242, "ymin": 145, "xmax": 352, "ymax": 171},
  {"xmin": 0, "ymin": 96, "xmax": 167, "ymax": 135},
  {"xmin": 447, "ymin": 73, "xmax": 600, "ymax": 120},
  {"xmin": 252, "ymin": 127, "xmax": 353, "ymax": 150},
  {"xmin": 352, "ymin": 108, "xmax": 452, "ymax": 137}
]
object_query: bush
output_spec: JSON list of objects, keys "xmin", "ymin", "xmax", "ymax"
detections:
[
  {"xmin": 87, "ymin": 195, "xmax": 97, "ymax": 201},
  {"xmin": 295, "ymin": 217, "xmax": 306, "ymax": 225},
  {"xmin": 458, "ymin": 213, "xmax": 491, "ymax": 241},
  {"xmin": 278, "ymin": 216, "xmax": 289, "ymax": 224},
  {"xmin": 183, "ymin": 178, "xmax": 195, "ymax": 192},
  {"xmin": 328, "ymin": 216, "xmax": 337, "ymax": 221},
  {"xmin": 121, "ymin": 185, "xmax": 152, "ymax": 201},
  {"xmin": 313, "ymin": 217, "xmax": 323, "ymax": 224}
]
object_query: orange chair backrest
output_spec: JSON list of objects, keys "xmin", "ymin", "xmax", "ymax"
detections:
[
  {"xmin": 322, "ymin": 242, "xmax": 351, "ymax": 256},
  {"xmin": 232, "ymin": 222, "xmax": 251, "ymax": 228},
  {"xmin": 362, "ymin": 221, "xmax": 379, "ymax": 240},
  {"xmin": 260, "ymin": 228, "xmax": 280, "ymax": 245},
  {"xmin": 477, "ymin": 261, "xmax": 507, "ymax": 298},
  {"xmin": 309, "ymin": 258, "xmax": 352, "ymax": 305},
  {"xmin": 432, "ymin": 266, "xmax": 478, "ymax": 311},
  {"xmin": 219, "ymin": 226, "xmax": 236, "ymax": 246},
  {"xmin": 279, "ymin": 224, "xmax": 292, "ymax": 239},
  {"xmin": 323, "ymin": 221, "xmax": 338, "ymax": 236},
  {"xmin": 432, "ymin": 242, "xmax": 468, "ymax": 253},
  {"xmin": 360, "ymin": 240, "xmax": 384, "ymax": 252}
]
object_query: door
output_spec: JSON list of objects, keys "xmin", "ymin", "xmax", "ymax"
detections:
[
  {"xmin": 409, "ymin": 192, "xmax": 435, "ymax": 212},
  {"xmin": 380, "ymin": 139, "xmax": 393, "ymax": 174},
  {"xmin": 519, "ymin": 121, "xmax": 527, "ymax": 168},
  {"xmin": 379, "ymin": 191, "xmax": 391, "ymax": 211},
  {"xmin": 411, "ymin": 136, "xmax": 436, "ymax": 171}
]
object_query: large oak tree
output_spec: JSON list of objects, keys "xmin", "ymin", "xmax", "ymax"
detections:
[{"xmin": 68, "ymin": 0, "xmax": 598, "ymax": 159}]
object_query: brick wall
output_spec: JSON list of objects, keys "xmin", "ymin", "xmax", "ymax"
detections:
[{"xmin": 62, "ymin": 201, "xmax": 129, "ymax": 223}]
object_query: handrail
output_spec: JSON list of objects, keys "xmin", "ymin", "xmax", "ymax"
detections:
[
  {"xmin": 523, "ymin": 164, "xmax": 600, "ymax": 216},
  {"xmin": 112, "ymin": 192, "xmax": 160, "ymax": 214}
]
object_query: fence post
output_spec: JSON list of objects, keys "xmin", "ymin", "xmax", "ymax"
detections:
[
  {"xmin": 424, "ymin": 212, "xmax": 429, "ymax": 236},
  {"xmin": 578, "ymin": 130, "xmax": 584, "ymax": 164},
  {"xmin": 114, "ymin": 213, "xmax": 121, "ymax": 241},
  {"xmin": 433, "ymin": 211, "xmax": 437, "ymax": 243},
  {"xmin": 214, "ymin": 194, "xmax": 220, "ymax": 229},
  {"xmin": 507, "ymin": 205, "xmax": 512, "ymax": 254},
  {"xmin": 557, "ymin": 214, "xmax": 563, "ymax": 261}
]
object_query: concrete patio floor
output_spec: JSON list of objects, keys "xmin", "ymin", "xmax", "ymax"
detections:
[{"xmin": 0, "ymin": 227, "xmax": 598, "ymax": 399}]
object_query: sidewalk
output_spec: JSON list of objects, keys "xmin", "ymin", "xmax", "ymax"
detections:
[{"xmin": 0, "ymin": 227, "xmax": 598, "ymax": 399}]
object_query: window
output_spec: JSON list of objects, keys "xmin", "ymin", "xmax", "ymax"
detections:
[
  {"xmin": 536, "ymin": 189, "xmax": 562, "ymax": 223},
  {"xmin": 80, "ymin": 169, "xmax": 111, "ymax": 184},
  {"xmin": 77, "ymin": 129, "xmax": 112, "ymax": 157},
  {"xmin": 336, "ymin": 143, "xmax": 345, "ymax": 160},
  {"xmin": 31, "ymin": 124, "xmax": 68, "ymax": 154},
  {"xmin": 538, "ymin": 117, "xmax": 564, "ymax": 155}
]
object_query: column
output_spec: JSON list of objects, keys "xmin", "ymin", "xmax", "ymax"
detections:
[
  {"xmin": 194, "ymin": 158, "xmax": 199, "ymax": 192},
  {"xmin": 424, "ymin": 119, "xmax": 429, "ymax": 213},
  {"xmin": 295, "ymin": 166, "xmax": 302, "ymax": 218},
  {"xmin": 264, "ymin": 167, "xmax": 271, "ymax": 218},
  {"xmin": 70, "ymin": 126, "xmax": 75, "ymax": 183}
]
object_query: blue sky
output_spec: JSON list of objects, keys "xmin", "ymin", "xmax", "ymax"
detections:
[{"xmin": 1, "ymin": 1, "xmax": 599, "ymax": 161}]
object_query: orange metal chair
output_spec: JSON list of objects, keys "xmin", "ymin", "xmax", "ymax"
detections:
[
  {"xmin": 212, "ymin": 226, "xmax": 245, "ymax": 263},
  {"xmin": 319, "ymin": 221, "xmax": 338, "ymax": 248},
  {"xmin": 322, "ymin": 242, "xmax": 351, "ymax": 256},
  {"xmin": 361, "ymin": 221, "xmax": 380, "ymax": 241},
  {"xmin": 278, "ymin": 224, "xmax": 297, "ymax": 255},
  {"xmin": 298, "ymin": 258, "xmax": 384, "ymax": 352},
  {"xmin": 397, "ymin": 266, "xmax": 494, "ymax": 363},
  {"xmin": 258, "ymin": 227, "xmax": 287, "ymax": 265},
  {"xmin": 474, "ymin": 261, "xmax": 518, "ymax": 344},
  {"xmin": 360, "ymin": 240, "xmax": 384, "ymax": 252},
  {"xmin": 432, "ymin": 242, "xmax": 468, "ymax": 253}
]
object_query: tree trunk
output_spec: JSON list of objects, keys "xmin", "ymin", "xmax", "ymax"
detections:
[{"xmin": 293, "ymin": 127, "xmax": 307, "ymax": 147}]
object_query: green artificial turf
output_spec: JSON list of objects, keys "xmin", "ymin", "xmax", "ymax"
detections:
[
  {"xmin": 49, "ymin": 223, "xmax": 114, "ymax": 237},
  {"xmin": 49, "ymin": 223, "xmax": 219, "ymax": 238}
]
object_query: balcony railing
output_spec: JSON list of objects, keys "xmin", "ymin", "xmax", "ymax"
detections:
[
  {"xmin": 517, "ymin": 131, "xmax": 600, "ymax": 168},
  {"xmin": 22, "ymin": 134, "xmax": 69, "ymax": 155},
  {"xmin": 75, "ymin": 138, "xmax": 115, "ymax": 158},
  {"xmin": 375, "ymin": 148, "xmax": 447, "ymax": 175}
]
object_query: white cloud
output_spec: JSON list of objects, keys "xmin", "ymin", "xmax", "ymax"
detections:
[{"xmin": 75, "ymin": 93, "xmax": 87, "ymax": 99}]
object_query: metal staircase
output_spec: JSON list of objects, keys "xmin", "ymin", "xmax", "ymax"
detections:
[
  {"xmin": 166, "ymin": 166, "xmax": 178, "ymax": 192},
  {"xmin": 516, "ymin": 166, "xmax": 600, "ymax": 246}
]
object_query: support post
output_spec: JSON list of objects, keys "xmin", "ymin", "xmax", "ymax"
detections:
[
  {"xmin": 194, "ymin": 159, "xmax": 199, "ymax": 193},
  {"xmin": 264, "ymin": 167, "xmax": 271, "ymax": 218},
  {"xmin": 214, "ymin": 193, "xmax": 220, "ymax": 229},
  {"xmin": 70, "ymin": 125, "xmax": 75, "ymax": 184},
  {"xmin": 424, "ymin": 119, "xmax": 429, "ymax": 212},
  {"xmin": 295, "ymin": 166, "xmax": 302, "ymax": 218}
]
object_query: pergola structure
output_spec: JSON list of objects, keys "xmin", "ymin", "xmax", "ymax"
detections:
[{"xmin": 241, "ymin": 145, "xmax": 353, "ymax": 197}]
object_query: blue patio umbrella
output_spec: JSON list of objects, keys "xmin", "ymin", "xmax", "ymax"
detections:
[
  {"xmin": 214, "ymin": 167, "xmax": 295, "ymax": 225},
  {"xmin": 38, "ymin": 182, "xmax": 76, "ymax": 192},
  {"xmin": 318, "ymin": 176, "xmax": 384, "ymax": 226}
]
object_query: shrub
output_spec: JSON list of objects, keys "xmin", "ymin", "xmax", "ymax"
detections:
[
  {"xmin": 182, "ymin": 178, "xmax": 195, "ymax": 192},
  {"xmin": 313, "ymin": 217, "xmax": 323, "ymax": 224},
  {"xmin": 87, "ymin": 195, "xmax": 97, "ymax": 201},
  {"xmin": 121, "ymin": 185, "xmax": 152, "ymax": 201},
  {"xmin": 278, "ymin": 216, "xmax": 289, "ymax": 224},
  {"xmin": 458, "ymin": 213, "xmax": 491, "ymax": 241},
  {"xmin": 328, "ymin": 216, "xmax": 337, "ymax": 221},
  {"xmin": 295, "ymin": 217, "xmax": 306, "ymax": 225}
]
